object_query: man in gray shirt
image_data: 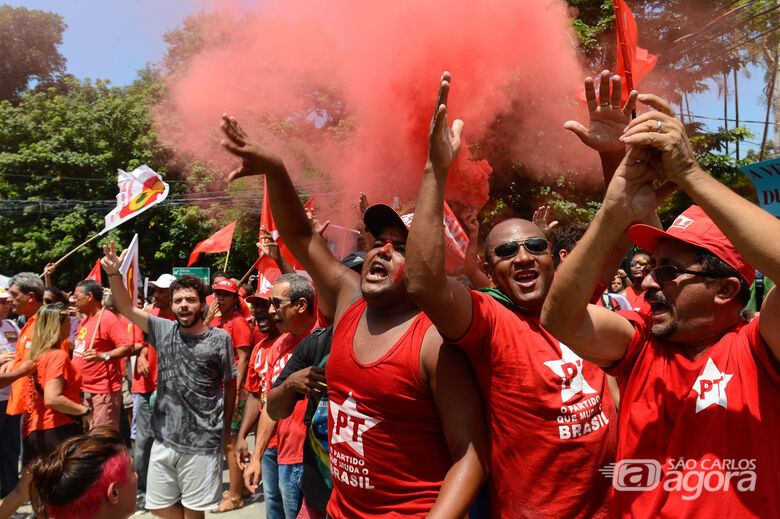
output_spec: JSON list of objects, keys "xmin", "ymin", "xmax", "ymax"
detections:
[{"xmin": 102, "ymin": 244, "xmax": 237, "ymax": 519}]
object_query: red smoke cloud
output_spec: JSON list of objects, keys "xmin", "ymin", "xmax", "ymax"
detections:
[{"xmin": 155, "ymin": 0, "xmax": 595, "ymax": 218}]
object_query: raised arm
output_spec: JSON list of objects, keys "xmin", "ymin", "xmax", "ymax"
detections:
[
  {"xmin": 221, "ymin": 117, "xmax": 360, "ymax": 319},
  {"xmin": 258, "ymin": 227, "xmax": 295, "ymax": 275},
  {"xmin": 406, "ymin": 72, "xmax": 473, "ymax": 340},
  {"xmin": 101, "ymin": 242, "xmax": 149, "ymax": 332},
  {"xmin": 462, "ymin": 210, "xmax": 491, "ymax": 290},
  {"xmin": 541, "ymin": 140, "xmax": 675, "ymax": 367},
  {"xmin": 621, "ymin": 94, "xmax": 780, "ymax": 361}
]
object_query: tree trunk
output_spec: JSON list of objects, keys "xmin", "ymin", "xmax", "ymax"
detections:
[
  {"xmin": 734, "ymin": 68, "xmax": 740, "ymax": 160},
  {"xmin": 760, "ymin": 52, "xmax": 777, "ymax": 161},
  {"xmin": 723, "ymin": 71, "xmax": 729, "ymax": 155}
]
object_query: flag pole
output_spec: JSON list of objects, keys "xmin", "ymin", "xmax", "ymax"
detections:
[
  {"xmin": 223, "ymin": 248, "xmax": 231, "ymax": 272},
  {"xmin": 237, "ymin": 262, "xmax": 256, "ymax": 287},
  {"xmin": 40, "ymin": 232, "xmax": 102, "ymax": 277}
]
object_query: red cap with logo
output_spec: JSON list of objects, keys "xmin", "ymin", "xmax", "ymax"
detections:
[
  {"xmin": 627, "ymin": 205, "xmax": 755, "ymax": 286},
  {"xmin": 213, "ymin": 279, "xmax": 239, "ymax": 294}
]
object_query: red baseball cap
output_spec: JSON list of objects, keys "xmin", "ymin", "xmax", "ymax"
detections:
[
  {"xmin": 213, "ymin": 279, "xmax": 239, "ymax": 294},
  {"xmin": 246, "ymin": 293, "xmax": 269, "ymax": 304},
  {"xmin": 628, "ymin": 205, "xmax": 755, "ymax": 285}
]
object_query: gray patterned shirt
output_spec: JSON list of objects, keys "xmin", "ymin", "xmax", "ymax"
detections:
[{"xmin": 146, "ymin": 314, "xmax": 238, "ymax": 455}]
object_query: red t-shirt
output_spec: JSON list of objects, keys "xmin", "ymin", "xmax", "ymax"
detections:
[
  {"xmin": 265, "ymin": 321, "xmax": 320, "ymax": 465},
  {"xmin": 72, "ymin": 310, "xmax": 131, "ymax": 394},
  {"xmin": 23, "ymin": 348, "xmax": 82, "ymax": 437},
  {"xmin": 624, "ymin": 285, "xmax": 644, "ymax": 309},
  {"xmin": 452, "ymin": 290, "xmax": 616, "ymax": 519},
  {"xmin": 210, "ymin": 311, "xmax": 252, "ymax": 367},
  {"xmin": 251, "ymin": 327, "xmax": 268, "ymax": 349},
  {"xmin": 607, "ymin": 310, "xmax": 780, "ymax": 517},
  {"xmin": 131, "ymin": 308, "xmax": 176, "ymax": 394},
  {"xmin": 247, "ymin": 334, "xmax": 279, "ymax": 450},
  {"xmin": 326, "ymin": 299, "xmax": 452, "ymax": 518},
  {"xmin": 7, "ymin": 314, "xmax": 37, "ymax": 416}
]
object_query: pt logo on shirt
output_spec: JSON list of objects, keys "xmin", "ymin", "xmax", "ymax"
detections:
[
  {"xmin": 330, "ymin": 392, "xmax": 380, "ymax": 456},
  {"xmin": 544, "ymin": 343, "xmax": 597, "ymax": 403},
  {"xmin": 692, "ymin": 358, "xmax": 733, "ymax": 413}
]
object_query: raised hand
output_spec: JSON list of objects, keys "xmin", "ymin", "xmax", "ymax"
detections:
[
  {"xmin": 101, "ymin": 242, "xmax": 127, "ymax": 276},
  {"xmin": 461, "ymin": 208, "xmax": 479, "ymax": 240},
  {"xmin": 564, "ymin": 70, "xmax": 638, "ymax": 152},
  {"xmin": 427, "ymin": 72, "xmax": 464, "ymax": 173},
  {"xmin": 220, "ymin": 114, "xmax": 286, "ymax": 182},
  {"xmin": 306, "ymin": 208, "xmax": 330, "ymax": 238},
  {"xmin": 257, "ymin": 227, "xmax": 282, "ymax": 262},
  {"xmin": 601, "ymin": 145, "xmax": 677, "ymax": 223},
  {"xmin": 532, "ymin": 206, "xmax": 559, "ymax": 235},
  {"xmin": 620, "ymin": 94, "xmax": 698, "ymax": 184}
]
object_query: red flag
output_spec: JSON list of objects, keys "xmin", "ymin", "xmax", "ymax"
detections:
[
  {"xmin": 260, "ymin": 177, "xmax": 313, "ymax": 271},
  {"xmin": 86, "ymin": 259, "xmax": 102, "ymax": 284},
  {"xmin": 253, "ymin": 255, "xmax": 283, "ymax": 298},
  {"xmin": 614, "ymin": 0, "xmax": 657, "ymax": 97},
  {"xmin": 188, "ymin": 220, "xmax": 237, "ymax": 266}
]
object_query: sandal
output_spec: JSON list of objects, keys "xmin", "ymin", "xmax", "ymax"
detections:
[{"xmin": 211, "ymin": 494, "xmax": 245, "ymax": 513}]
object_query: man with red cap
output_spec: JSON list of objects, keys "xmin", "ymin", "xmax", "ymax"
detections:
[
  {"xmin": 542, "ymin": 94, "xmax": 780, "ymax": 517},
  {"xmin": 209, "ymin": 277, "xmax": 252, "ymax": 512}
]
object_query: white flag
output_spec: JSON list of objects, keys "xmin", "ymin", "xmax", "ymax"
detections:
[
  {"xmin": 120, "ymin": 234, "xmax": 141, "ymax": 305},
  {"xmin": 101, "ymin": 165, "xmax": 169, "ymax": 235}
]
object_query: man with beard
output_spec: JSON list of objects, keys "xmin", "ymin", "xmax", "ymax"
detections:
[
  {"xmin": 221, "ymin": 114, "xmax": 487, "ymax": 518},
  {"xmin": 132, "ymin": 273, "xmax": 177, "ymax": 504},
  {"xmin": 209, "ymin": 278, "xmax": 253, "ymax": 512},
  {"xmin": 541, "ymin": 95, "xmax": 780, "ymax": 516},
  {"xmin": 100, "ymin": 252, "xmax": 238, "ymax": 519},
  {"xmin": 405, "ymin": 72, "xmax": 628, "ymax": 518}
]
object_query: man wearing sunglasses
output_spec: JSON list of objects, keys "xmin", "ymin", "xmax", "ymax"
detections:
[
  {"xmin": 406, "ymin": 72, "xmax": 624, "ymax": 518},
  {"xmin": 542, "ymin": 94, "xmax": 780, "ymax": 517},
  {"xmin": 242, "ymin": 273, "xmax": 320, "ymax": 519},
  {"xmin": 221, "ymin": 113, "xmax": 487, "ymax": 518}
]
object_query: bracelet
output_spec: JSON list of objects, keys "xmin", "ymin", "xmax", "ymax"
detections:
[{"xmin": 81, "ymin": 406, "xmax": 92, "ymax": 417}]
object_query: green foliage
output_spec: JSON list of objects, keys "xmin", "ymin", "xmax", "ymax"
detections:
[{"xmin": 0, "ymin": 5, "xmax": 66, "ymax": 101}]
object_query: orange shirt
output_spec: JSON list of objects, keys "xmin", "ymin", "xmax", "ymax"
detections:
[
  {"xmin": 22, "ymin": 347, "xmax": 82, "ymax": 437},
  {"xmin": 6, "ymin": 314, "xmax": 37, "ymax": 415}
]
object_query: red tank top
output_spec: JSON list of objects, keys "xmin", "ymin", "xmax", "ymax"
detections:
[{"xmin": 326, "ymin": 298, "xmax": 451, "ymax": 518}]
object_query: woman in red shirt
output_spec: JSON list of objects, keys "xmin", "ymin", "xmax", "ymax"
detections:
[{"xmin": 23, "ymin": 304, "xmax": 92, "ymax": 463}]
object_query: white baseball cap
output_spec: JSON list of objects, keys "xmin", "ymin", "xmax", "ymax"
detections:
[
  {"xmin": 150, "ymin": 274, "xmax": 177, "ymax": 289},
  {"xmin": 0, "ymin": 288, "xmax": 8, "ymax": 299}
]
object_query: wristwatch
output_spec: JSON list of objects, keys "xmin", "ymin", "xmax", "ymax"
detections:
[
  {"xmin": 81, "ymin": 406, "xmax": 92, "ymax": 416},
  {"xmin": 102, "ymin": 353, "xmax": 110, "ymax": 361}
]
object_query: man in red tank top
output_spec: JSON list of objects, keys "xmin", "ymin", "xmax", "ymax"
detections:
[
  {"xmin": 221, "ymin": 112, "xmax": 488, "ymax": 517},
  {"xmin": 542, "ymin": 94, "xmax": 780, "ymax": 517}
]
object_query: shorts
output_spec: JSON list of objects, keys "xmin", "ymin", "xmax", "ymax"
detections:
[
  {"xmin": 86, "ymin": 391, "xmax": 122, "ymax": 430},
  {"xmin": 145, "ymin": 441, "xmax": 222, "ymax": 511},
  {"xmin": 22, "ymin": 422, "xmax": 81, "ymax": 466}
]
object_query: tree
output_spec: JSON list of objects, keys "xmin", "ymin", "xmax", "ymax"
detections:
[{"xmin": 0, "ymin": 5, "xmax": 67, "ymax": 101}]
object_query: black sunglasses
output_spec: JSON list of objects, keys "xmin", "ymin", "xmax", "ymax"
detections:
[
  {"xmin": 649, "ymin": 265, "xmax": 731, "ymax": 283},
  {"xmin": 493, "ymin": 238, "xmax": 549, "ymax": 258}
]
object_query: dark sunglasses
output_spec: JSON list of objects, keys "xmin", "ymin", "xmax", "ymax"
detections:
[
  {"xmin": 493, "ymin": 238, "xmax": 549, "ymax": 258},
  {"xmin": 630, "ymin": 259, "xmax": 650, "ymax": 267},
  {"xmin": 269, "ymin": 297, "xmax": 291, "ymax": 309},
  {"xmin": 648, "ymin": 265, "xmax": 731, "ymax": 283}
]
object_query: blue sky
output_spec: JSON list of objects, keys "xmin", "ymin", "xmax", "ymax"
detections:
[{"xmin": 9, "ymin": 0, "xmax": 774, "ymax": 156}]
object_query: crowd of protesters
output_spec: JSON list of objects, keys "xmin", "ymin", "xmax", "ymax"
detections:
[{"xmin": 0, "ymin": 69, "xmax": 776, "ymax": 519}]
